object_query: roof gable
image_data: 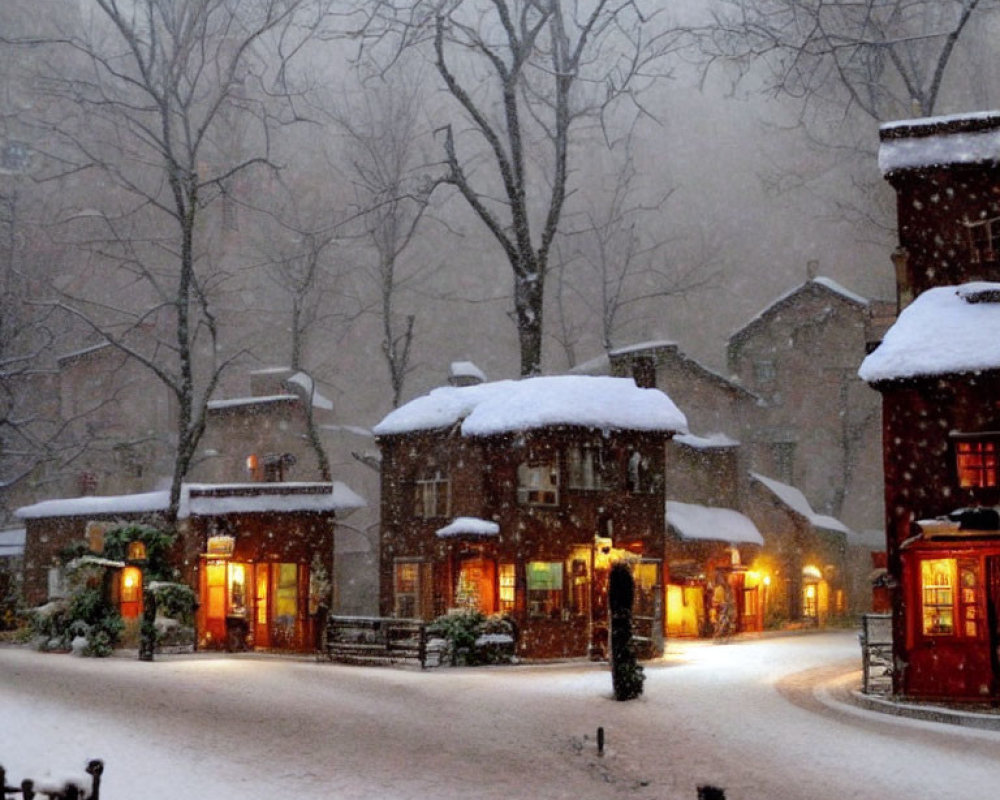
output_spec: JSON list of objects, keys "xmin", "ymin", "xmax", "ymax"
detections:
[{"xmin": 729, "ymin": 278, "xmax": 869, "ymax": 350}]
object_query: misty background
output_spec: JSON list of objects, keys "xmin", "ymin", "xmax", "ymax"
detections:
[{"xmin": 4, "ymin": 0, "xmax": 998, "ymax": 505}]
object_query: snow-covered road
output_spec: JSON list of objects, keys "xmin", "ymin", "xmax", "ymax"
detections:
[{"xmin": 2, "ymin": 631, "xmax": 998, "ymax": 799}]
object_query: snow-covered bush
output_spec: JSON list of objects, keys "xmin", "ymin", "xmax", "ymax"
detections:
[
  {"xmin": 29, "ymin": 564, "xmax": 123, "ymax": 656},
  {"xmin": 148, "ymin": 582, "xmax": 196, "ymax": 650},
  {"xmin": 428, "ymin": 610, "xmax": 516, "ymax": 666}
]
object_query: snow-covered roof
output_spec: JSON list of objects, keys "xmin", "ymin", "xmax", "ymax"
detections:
[
  {"xmin": 879, "ymin": 111, "xmax": 1000, "ymax": 174},
  {"xmin": 15, "ymin": 482, "xmax": 365, "ymax": 521},
  {"xmin": 207, "ymin": 394, "xmax": 299, "ymax": 411},
  {"xmin": 731, "ymin": 277, "xmax": 869, "ymax": 347},
  {"xmin": 0, "ymin": 527, "xmax": 26, "ymax": 557},
  {"xmin": 750, "ymin": 472, "xmax": 850, "ymax": 534},
  {"xmin": 435, "ymin": 517, "xmax": 500, "ymax": 538},
  {"xmin": 450, "ymin": 361, "xmax": 487, "ymax": 382},
  {"xmin": 666, "ymin": 501, "xmax": 764, "ymax": 546},
  {"xmin": 288, "ymin": 372, "xmax": 334, "ymax": 411},
  {"xmin": 673, "ymin": 432, "xmax": 740, "ymax": 450},
  {"xmin": 608, "ymin": 340, "xmax": 678, "ymax": 357},
  {"xmin": 373, "ymin": 375, "xmax": 688, "ymax": 437},
  {"xmin": 859, "ymin": 282, "xmax": 1000, "ymax": 383}
]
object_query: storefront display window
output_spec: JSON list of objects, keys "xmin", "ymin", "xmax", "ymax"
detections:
[
  {"xmin": 527, "ymin": 561, "xmax": 563, "ymax": 617},
  {"xmin": 921, "ymin": 558, "xmax": 956, "ymax": 635}
]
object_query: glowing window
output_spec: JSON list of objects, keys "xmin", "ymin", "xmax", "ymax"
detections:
[
  {"xmin": 498, "ymin": 563, "xmax": 516, "ymax": 613},
  {"xmin": 956, "ymin": 439, "xmax": 999, "ymax": 488},
  {"xmin": 921, "ymin": 558, "xmax": 956, "ymax": 636},
  {"xmin": 527, "ymin": 561, "xmax": 563, "ymax": 618}
]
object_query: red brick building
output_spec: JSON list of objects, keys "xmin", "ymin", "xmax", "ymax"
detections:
[
  {"xmin": 16, "ymin": 482, "xmax": 364, "ymax": 652},
  {"xmin": 861, "ymin": 110, "xmax": 1000, "ymax": 700},
  {"xmin": 373, "ymin": 375, "xmax": 687, "ymax": 659}
]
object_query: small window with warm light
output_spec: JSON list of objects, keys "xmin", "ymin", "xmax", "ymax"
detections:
[{"xmin": 956, "ymin": 437, "xmax": 999, "ymax": 489}]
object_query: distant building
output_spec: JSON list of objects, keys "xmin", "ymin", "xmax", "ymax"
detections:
[{"xmin": 727, "ymin": 277, "xmax": 888, "ymax": 533}]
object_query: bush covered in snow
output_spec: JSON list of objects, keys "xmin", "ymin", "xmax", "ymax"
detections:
[
  {"xmin": 428, "ymin": 609, "xmax": 516, "ymax": 666},
  {"xmin": 30, "ymin": 563, "xmax": 124, "ymax": 657}
]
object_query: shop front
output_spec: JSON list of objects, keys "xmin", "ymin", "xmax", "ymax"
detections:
[
  {"xmin": 899, "ymin": 528, "xmax": 1000, "ymax": 699},
  {"xmin": 195, "ymin": 523, "xmax": 331, "ymax": 653},
  {"xmin": 428, "ymin": 526, "xmax": 662, "ymax": 660}
]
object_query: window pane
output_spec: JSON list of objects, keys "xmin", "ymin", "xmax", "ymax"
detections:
[
  {"xmin": 957, "ymin": 439, "xmax": 999, "ymax": 488},
  {"xmin": 498, "ymin": 563, "xmax": 516, "ymax": 613},
  {"xmin": 518, "ymin": 461, "xmax": 559, "ymax": 506},
  {"xmin": 921, "ymin": 558, "xmax": 956, "ymax": 635}
]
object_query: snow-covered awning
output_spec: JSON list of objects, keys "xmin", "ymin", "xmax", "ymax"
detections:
[
  {"xmin": 666, "ymin": 501, "xmax": 764, "ymax": 546},
  {"xmin": 859, "ymin": 283, "xmax": 1000, "ymax": 383},
  {"xmin": 374, "ymin": 375, "xmax": 688, "ymax": 437},
  {"xmin": 673, "ymin": 432, "xmax": 740, "ymax": 450},
  {"xmin": 15, "ymin": 482, "xmax": 366, "ymax": 521},
  {"xmin": 436, "ymin": 517, "xmax": 500, "ymax": 539}
]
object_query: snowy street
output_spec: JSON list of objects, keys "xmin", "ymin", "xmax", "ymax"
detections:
[{"xmin": 2, "ymin": 631, "xmax": 998, "ymax": 799}]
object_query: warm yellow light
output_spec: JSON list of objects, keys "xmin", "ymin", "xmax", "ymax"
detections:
[
  {"xmin": 763, "ymin": 575, "xmax": 771, "ymax": 586},
  {"xmin": 805, "ymin": 585, "xmax": 816, "ymax": 599},
  {"xmin": 123, "ymin": 574, "xmax": 136, "ymax": 589}
]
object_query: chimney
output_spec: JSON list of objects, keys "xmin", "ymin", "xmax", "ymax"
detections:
[{"xmin": 449, "ymin": 361, "xmax": 486, "ymax": 387}]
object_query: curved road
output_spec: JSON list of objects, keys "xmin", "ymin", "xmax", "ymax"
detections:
[{"xmin": 2, "ymin": 631, "xmax": 998, "ymax": 799}]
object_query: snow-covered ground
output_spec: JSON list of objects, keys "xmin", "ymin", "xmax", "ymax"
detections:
[{"xmin": 3, "ymin": 631, "xmax": 999, "ymax": 799}]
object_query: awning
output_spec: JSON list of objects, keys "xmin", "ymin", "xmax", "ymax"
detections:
[
  {"xmin": 436, "ymin": 517, "xmax": 500, "ymax": 539},
  {"xmin": 666, "ymin": 501, "xmax": 764, "ymax": 546}
]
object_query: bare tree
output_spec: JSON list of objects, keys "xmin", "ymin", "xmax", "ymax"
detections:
[
  {"xmin": 347, "ymin": 1, "xmax": 678, "ymax": 376},
  {"xmin": 554, "ymin": 140, "xmax": 720, "ymax": 355},
  {"xmin": 25, "ymin": 0, "xmax": 328, "ymax": 520},
  {"xmin": 322, "ymin": 66, "xmax": 434, "ymax": 407},
  {"xmin": 703, "ymin": 0, "xmax": 993, "ymax": 123}
]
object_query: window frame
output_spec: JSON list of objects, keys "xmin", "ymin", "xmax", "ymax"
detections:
[
  {"xmin": 566, "ymin": 442, "xmax": 610, "ymax": 491},
  {"xmin": 517, "ymin": 459, "xmax": 560, "ymax": 507},
  {"xmin": 526, "ymin": 560, "xmax": 564, "ymax": 618},
  {"xmin": 413, "ymin": 470, "xmax": 451, "ymax": 519},
  {"xmin": 394, "ymin": 559, "xmax": 423, "ymax": 619},
  {"xmin": 954, "ymin": 434, "xmax": 1000, "ymax": 490}
]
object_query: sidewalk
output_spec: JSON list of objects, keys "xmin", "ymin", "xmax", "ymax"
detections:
[{"xmin": 818, "ymin": 667, "xmax": 1000, "ymax": 732}]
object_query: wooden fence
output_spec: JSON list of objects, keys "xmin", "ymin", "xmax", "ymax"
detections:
[
  {"xmin": 1, "ymin": 760, "xmax": 102, "ymax": 800},
  {"xmin": 324, "ymin": 616, "xmax": 443, "ymax": 668}
]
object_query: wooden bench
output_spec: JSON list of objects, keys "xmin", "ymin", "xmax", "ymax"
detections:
[{"xmin": 325, "ymin": 616, "xmax": 443, "ymax": 668}]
